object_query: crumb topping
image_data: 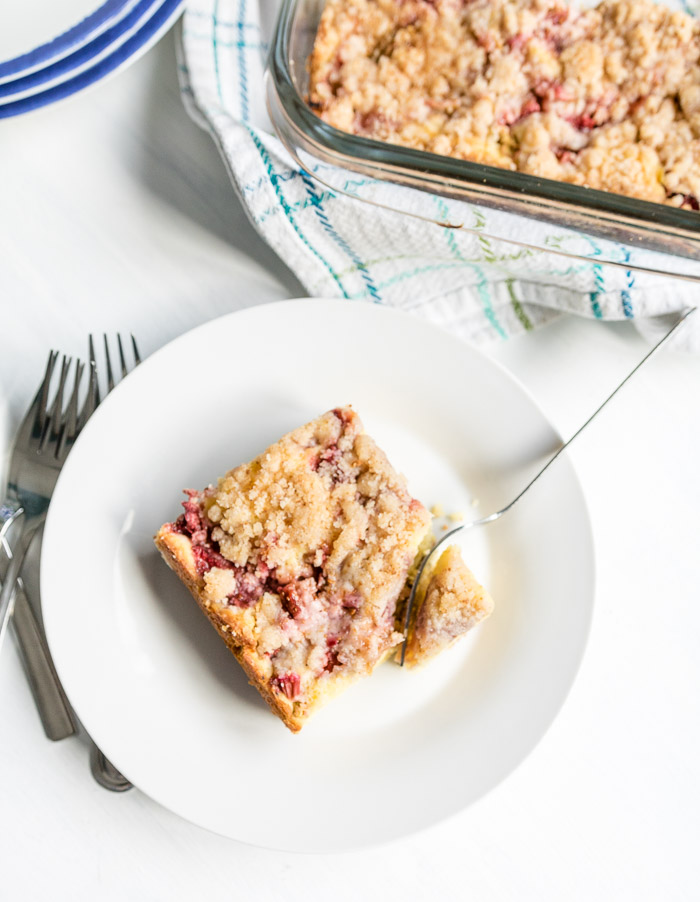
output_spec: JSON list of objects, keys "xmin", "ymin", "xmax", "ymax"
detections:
[{"xmin": 309, "ymin": 0, "xmax": 700, "ymax": 209}]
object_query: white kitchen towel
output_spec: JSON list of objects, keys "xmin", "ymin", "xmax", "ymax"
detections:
[{"xmin": 177, "ymin": 0, "xmax": 700, "ymax": 348}]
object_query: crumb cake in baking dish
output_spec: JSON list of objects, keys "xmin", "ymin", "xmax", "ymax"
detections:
[
  {"xmin": 155, "ymin": 407, "xmax": 432, "ymax": 732},
  {"xmin": 309, "ymin": 0, "xmax": 700, "ymax": 209}
]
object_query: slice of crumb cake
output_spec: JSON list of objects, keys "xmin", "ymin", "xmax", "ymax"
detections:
[
  {"xmin": 403, "ymin": 545, "xmax": 494, "ymax": 668},
  {"xmin": 155, "ymin": 407, "xmax": 431, "ymax": 732}
]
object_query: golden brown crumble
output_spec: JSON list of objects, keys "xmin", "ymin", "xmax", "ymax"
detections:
[{"xmin": 309, "ymin": 0, "xmax": 700, "ymax": 209}]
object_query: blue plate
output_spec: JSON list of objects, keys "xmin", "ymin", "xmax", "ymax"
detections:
[
  {"xmin": 0, "ymin": 0, "xmax": 185, "ymax": 117},
  {"xmin": 0, "ymin": 0, "xmax": 167, "ymax": 99},
  {"xmin": 0, "ymin": 0, "xmax": 135, "ymax": 80}
]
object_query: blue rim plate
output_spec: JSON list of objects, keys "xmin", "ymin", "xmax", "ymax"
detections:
[
  {"xmin": 0, "ymin": 0, "xmax": 168, "ymax": 101},
  {"xmin": 0, "ymin": 0, "xmax": 136, "ymax": 81},
  {"xmin": 0, "ymin": 0, "xmax": 185, "ymax": 118}
]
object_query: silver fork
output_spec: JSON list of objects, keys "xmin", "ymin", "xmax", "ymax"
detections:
[
  {"xmin": 0, "ymin": 352, "xmax": 97, "ymax": 647},
  {"xmin": 1, "ymin": 537, "xmax": 76, "ymax": 740},
  {"xmin": 399, "ymin": 306, "xmax": 697, "ymax": 664},
  {"xmin": 86, "ymin": 334, "xmax": 140, "ymax": 792},
  {"xmin": 1, "ymin": 335, "xmax": 139, "ymax": 791},
  {"xmin": 0, "ymin": 334, "xmax": 142, "ymax": 638}
]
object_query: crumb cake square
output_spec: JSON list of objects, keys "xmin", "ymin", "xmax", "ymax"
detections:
[
  {"xmin": 404, "ymin": 545, "xmax": 495, "ymax": 667},
  {"xmin": 155, "ymin": 407, "xmax": 431, "ymax": 732}
]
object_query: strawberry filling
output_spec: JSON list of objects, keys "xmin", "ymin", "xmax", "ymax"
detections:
[
  {"xmin": 273, "ymin": 672, "xmax": 301, "ymax": 700},
  {"xmin": 192, "ymin": 544, "xmax": 236, "ymax": 574},
  {"xmin": 169, "ymin": 492, "xmax": 267, "ymax": 604},
  {"xmin": 279, "ymin": 578, "xmax": 317, "ymax": 619},
  {"xmin": 324, "ymin": 636, "xmax": 341, "ymax": 673}
]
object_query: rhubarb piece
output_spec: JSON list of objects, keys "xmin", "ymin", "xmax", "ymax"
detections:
[
  {"xmin": 403, "ymin": 545, "xmax": 495, "ymax": 668},
  {"xmin": 155, "ymin": 407, "xmax": 431, "ymax": 732}
]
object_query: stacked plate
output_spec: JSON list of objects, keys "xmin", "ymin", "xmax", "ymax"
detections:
[{"xmin": 0, "ymin": 0, "xmax": 185, "ymax": 118}]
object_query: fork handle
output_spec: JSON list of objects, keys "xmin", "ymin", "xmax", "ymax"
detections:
[
  {"xmin": 0, "ymin": 517, "xmax": 44, "ymax": 651},
  {"xmin": 0, "ymin": 533, "xmax": 76, "ymax": 738},
  {"xmin": 12, "ymin": 585, "xmax": 77, "ymax": 740},
  {"xmin": 90, "ymin": 744, "xmax": 133, "ymax": 792}
]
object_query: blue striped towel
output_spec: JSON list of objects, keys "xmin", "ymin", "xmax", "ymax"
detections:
[{"xmin": 177, "ymin": 0, "xmax": 700, "ymax": 348}]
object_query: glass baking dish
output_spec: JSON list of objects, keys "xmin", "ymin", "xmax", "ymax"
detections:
[{"xmin": 266, "ymin": 0, "xmax": 700, "ymax": 268}]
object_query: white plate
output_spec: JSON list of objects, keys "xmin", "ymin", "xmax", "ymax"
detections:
[{"xmin": 42, "ymin": 299, "xmax": 594, "ymax": 851}]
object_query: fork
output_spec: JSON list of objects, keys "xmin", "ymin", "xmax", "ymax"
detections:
[
  {"xmin": 0, "ymin": 335, "xmax": 143, "ymax": 640},
  {"xmin": 1, "ymin": 335, "xmax": 139, "ymax": 791},
  {"xmin": 0, "ymin": 352, "xmax": 97, "ymax": 647},
  {"xmin": 399, "ymin": 306, "xmax": 697, "ymax": 664},
  {"xmin": 86, "ymin": 334, "xmax": 139, "ymax": 792},
  {"xmin": 1, "ymin": 537, "xmax": 75, "ymax": 740}
]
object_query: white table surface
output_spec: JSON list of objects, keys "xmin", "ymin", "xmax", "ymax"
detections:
[{"xmin": 1, "ymin": 28, "xmax": 699, "ymax": 902}]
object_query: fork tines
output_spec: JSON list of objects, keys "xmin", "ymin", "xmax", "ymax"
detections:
[
  {"xmin": 28, "ymin": 353, "xmax": 92, "ymax": 462},
  {"xmin": 56, "ymin": 360, "xmax": 85, "ymax": 458},
  {"xmin": 37, "ymin": 351, "xmax": 58, "ymax": 435},
  {"xmin": 42, "ymin": 355, "xmax": 72, "ymax": 451},
  {"xmin": 23, "ymin": 335, "xmax": 140, "ymax": 464},
  {"xmin": 89, "ymin": 333, "xmax": 141, "ymax": 399}
]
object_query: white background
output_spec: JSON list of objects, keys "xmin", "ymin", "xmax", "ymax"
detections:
[{"xmin": 1, "ymin": 28, "xmax": 699, "ymax": 902}]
